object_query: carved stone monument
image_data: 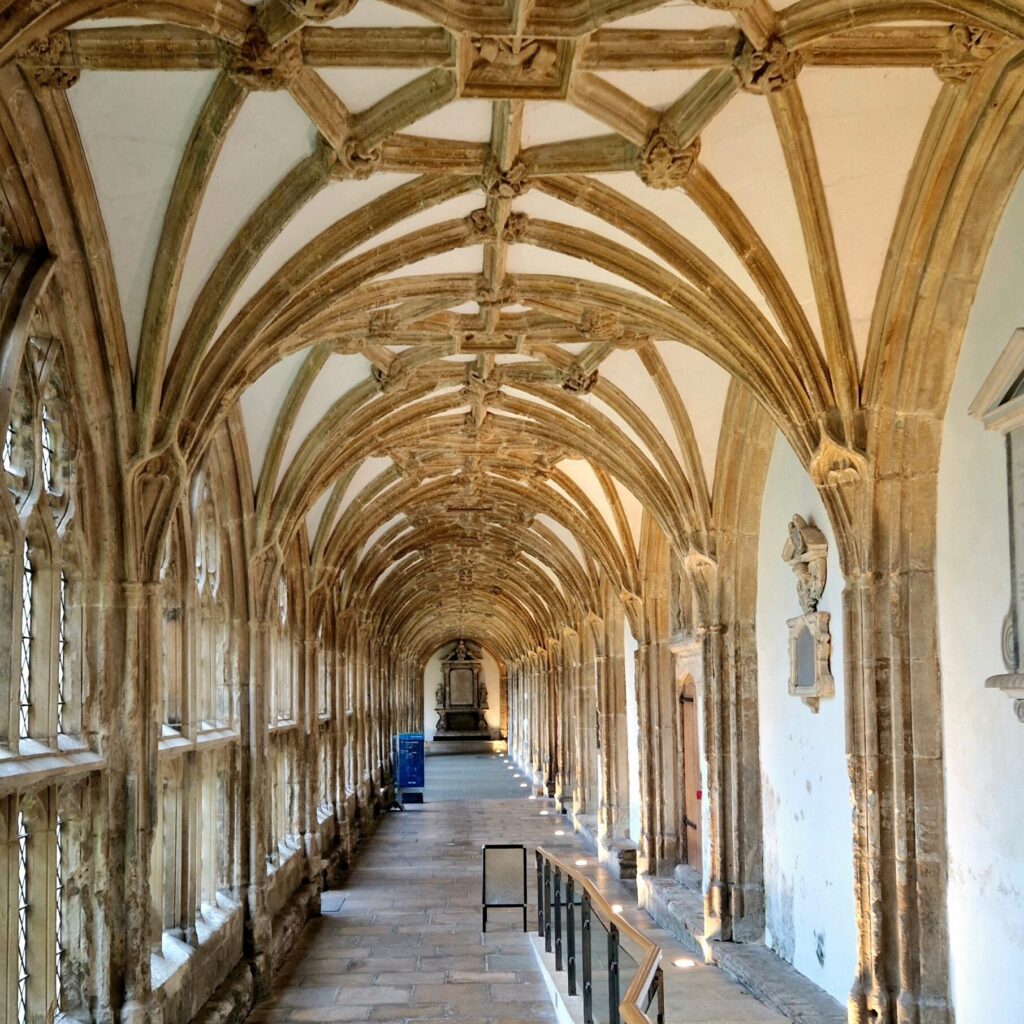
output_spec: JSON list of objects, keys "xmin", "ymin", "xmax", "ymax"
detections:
[
  {"xmin": 783, "ymin": 514, "xmax": 834, "ymax": 712},
  {"xmin": 434, "ymin": 640, "xmax": 490, "ymax": 739}
]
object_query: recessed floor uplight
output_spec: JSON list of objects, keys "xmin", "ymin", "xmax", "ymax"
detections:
[
  {"xmin": 519, "ymin": 783, "xmax": 528, "ymax": 788},
  {"xmin": 513, "ymin": 773, "xmax": 520, "ymax": 778},
  {"xmin": 554, "ymin": 829, "xmax": 565, "ymax": 836},
  {"xmin": 673, "ymin": 958, "xmax": 697, "ymax": 970},
  {"xmin": 528, "ymin": 794, "xmax": 538, "ymax": 800},
  {"xmin": 612, "ymin": 904, "xmax": 624, "ymax": 914},
  {"xmin": 574, "ymin": 859, "xmax": 588, "ymax": 867},
  {"xmin": 506, "ymin": 766, "xmax": 514, "ymax": 771},
  {"xmin": 540, "ymin": 810, "xmax": 549, "ymax": 816}
]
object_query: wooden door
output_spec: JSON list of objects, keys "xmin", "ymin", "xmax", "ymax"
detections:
[{"xmin": 679, "ymin": 678, "xmax": 702, "ymax": 872}]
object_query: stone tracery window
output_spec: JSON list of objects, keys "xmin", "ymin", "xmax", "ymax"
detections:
[{"xmin": 0, "ymin": 320, "xmax": 93, "ymax": 1024}]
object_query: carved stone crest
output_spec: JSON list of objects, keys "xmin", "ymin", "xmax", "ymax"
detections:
[
  {"xmin": 461, "ymin": 35, "xmax": 568, "ymax": 98},
  {"xmin": 636, "ymin": 130, "xmax": 701, "ymax": 190},
  {"xmin": 782, "ymin": 514, "xmax": 827, "ymax": 614}
]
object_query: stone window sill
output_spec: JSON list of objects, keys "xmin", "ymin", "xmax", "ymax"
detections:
[
  {"xmin": 151, "ymin": 893, "xmax": 242, "ymax": 992},
  {"xmin": 0, "ymin": 742, "xmax": 104, "ymax": 791}
]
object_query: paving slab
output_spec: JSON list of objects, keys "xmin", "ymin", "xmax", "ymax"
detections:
[{"xmin": 250, "ymin": 752, "xmax": 790, "ymax": 1024}]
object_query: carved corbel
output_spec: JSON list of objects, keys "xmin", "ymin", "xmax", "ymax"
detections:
[
  {"xmin": 809, "ymin": 432, "xmax": 868, "ymax": 487},
  {"xmin": 127, "ymin": 448, "xmax": 188, "ymax": 581},
  {"xmin": 18, "ymin": 33, "xmax": 80, "ymax": 90},
  {"xmin": 636, "ymin": 129, "xmax": 701, "ymax": 190},
  {"xmin": 734, "ymin": 36, "xmax": 804, "ymax": 94},
  {"xmin": 683, "ymin": 548, "xmax": 718, "ymax": 626},
  {"xmin": 936, "ymin": 25, "xmax": 1004, "ymax": 84},
  {"xmin": 225, "ymin": 27, "xmax": 302, "ymax": 91}
]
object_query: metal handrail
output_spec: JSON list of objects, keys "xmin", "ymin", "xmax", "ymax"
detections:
[{"xmin": 536, "ymin": 846, "xmax": 664, "ymax": 1024}]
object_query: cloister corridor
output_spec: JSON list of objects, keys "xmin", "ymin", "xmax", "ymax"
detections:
[
  {"xmin": 3, "ymin": 1, "xmax": 1024, "ymax": 1023},
  {"xmin": 252, "ymin": 755, "xmax": 783, "ymax": 1024}
]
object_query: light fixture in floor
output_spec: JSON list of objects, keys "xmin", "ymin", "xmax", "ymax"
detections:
[
  {"xmin": 528, "ymin": 794, "xmax": 537, "ymax": 800},
  {"xmin": 554, "ymin": 829, "xmax": 565, "ymax": 836},
  {"xmin": 612, "ymin": 904, "xmax": 623, "ymax": 914},
  {"xmin": 519, "ymin": 783, "xmax": 527, "ymax": 788},
  {"xmin": 540, "ymin": 810, "xmax": 549, "ymax": 816},
  {"xmin": 673, "ymin": 958, "xmax": 697, "ymax": 970},
  {"xmin": 513, "ymin": 773, "xmax": 520, "ymax": 777},
  {"xmin": 574, "ymin": 859, "xmax": 588, "ymax": 867}
]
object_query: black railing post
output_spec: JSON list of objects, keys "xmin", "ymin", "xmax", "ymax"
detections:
[
  {"xmin": 554, "ymin": 868, "xmax": 563, "ymax": 971},
  {"xmin": 582, "ymin": 891, "xmax": 593, "ymax": 1024},
  {"xmin": 535, "ymin": 851, "xmax": 544, "ymax": 936},
  {"xmin": 566, "ymin": 876, "xmax": 577, "ymax": 996},
  {"xmin": 543, "ymin": 860, "xmax": 552, "ymax": 953},
  {"xmin": 656, "ymin": 967, "xmax": 665, "ymax": 1024},
  {"xmin": 608, "ymin": 923, "xmax": 621, "ymax": 1024}
]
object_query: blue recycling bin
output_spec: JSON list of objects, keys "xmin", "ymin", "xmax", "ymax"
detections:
[{"xmin": 392, "ymin": 733, "xmax": 425, "ymax": 790}]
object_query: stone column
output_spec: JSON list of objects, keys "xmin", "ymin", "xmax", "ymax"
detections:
[
  {"xmin": 118, "ymin": 579, "xmax": 155, "ymax": 1024},
  {"xmin": 301, "ymin": 636, "xmax": 319, "ymax": 878},
  {"xmin": 244, "ymin": 615, "xmax": 272, "ymax": 996}
]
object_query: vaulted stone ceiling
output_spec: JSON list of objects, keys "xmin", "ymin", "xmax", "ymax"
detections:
[{"xmin": 8, "ymin": 0, "xmax": 1006, "ymax": 661}]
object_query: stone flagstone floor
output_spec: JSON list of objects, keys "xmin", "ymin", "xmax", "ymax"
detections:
[{"xmin": 248, "ymin": 755, "xmax": 786, "ymax": 1024}]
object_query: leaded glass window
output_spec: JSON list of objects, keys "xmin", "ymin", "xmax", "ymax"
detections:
[
  {"xmin": 20, "ymin": 541, "xmax": 33, "ymax": 740},
  {"xmin": 55, "ymin": 814, "xmax": 64, "ymax": 1008},
  {"xmin": 57, "ymin": 570, "xmax": 66, "ymax": 733},
  {"xmin": 17, "ymin": 810, "xmax": 29, "ymax": 1024}
]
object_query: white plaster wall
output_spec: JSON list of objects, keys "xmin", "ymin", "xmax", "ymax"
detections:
[
  {"xmin": 756, "ymin": 436, "xmax": 857, "ymax": 1003},
  {"xmin": 624, "ymin": 621, "xmax": 642, "ymax": 843},
  {"xmin": 421, "ymin": 643, "xmax": 502, "ymax": 741},
  {"xmin": 937, "ymin": 174, "xmax": 1024, "ymax": 1021}
]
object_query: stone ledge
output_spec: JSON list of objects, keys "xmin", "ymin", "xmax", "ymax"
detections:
[
  {"xmin": 710, "ymin": 943, "xmax": 846, "ymax": 1024},
  {"xmin": 640, "ymin": 876, "xmax": 845, "ymax": 1024},
  {"xmin": 639, "ymin": 875, "xmax": 707, "ymax": 958}
]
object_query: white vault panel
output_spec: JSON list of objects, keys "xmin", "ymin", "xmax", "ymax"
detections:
[
  {"xmin": 67, "ymin": 70, "xmax": 219, "ymax": 368},
  {"xmin": 799, "ymin": 67, "xmax": 942, "ymax": 365},
  {"xmin": 172, "ymin": 89, "xmax": 316, "ymax": 360}
]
